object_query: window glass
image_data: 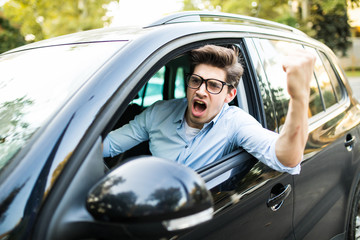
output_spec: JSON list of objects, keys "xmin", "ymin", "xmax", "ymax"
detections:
[
  {"xmin": 245, "ymin": 38, "xmax": 276, "ymax": 131},
  {"xmin": 256, "ymin": 39, "xmax": 302, "ymax": 127},
  {"xmin": 132, "ymin": 58, "xmax": 188, "ymax": 109},
  {"xmin": 255, "ymin": 39, "xmax": 327, "ymax": 123},
  {"xmin": 300, "ymin": 49, "xmax": 325, "ymax": 117},
  {"xmin": 319, "ymin": 51, "xmax": 343, "ymax": 101},
  {"xmin": 132, "ymin": 67, "xmax": 165, "ymax": 107},
  {"xmin": 308, "ymin": 77, "xmax": 324, "ymax": 117},
  {"xmin": 174, "ymin": 67, "xmax": 186, "ymax": 98},
  {"xmin": 305, "ymin": 47, "xmax": 337, "ymax": 110}
]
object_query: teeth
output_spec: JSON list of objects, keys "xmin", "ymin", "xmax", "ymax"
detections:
[{"xmin": 196, "ymin": 101, "xmax": 205, "ymax": 104}]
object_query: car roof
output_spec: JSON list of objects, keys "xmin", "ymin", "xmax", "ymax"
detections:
[
  {"xmin": 146, "ymin": 11, "xmax": 305, "ymax": 35},
  {"xmin": 3, "ymin": 11, "xmax": 325, "ymax": 56},
  {"xmin": 2, "ymin": 26, "xmax": 141, "ymax": 54}
]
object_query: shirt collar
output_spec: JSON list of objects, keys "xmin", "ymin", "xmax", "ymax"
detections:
[
  {"xmin": 201, "ymin": 103, "xmax": 229, "ymax": 128},
  {"xmin": 174, "ymin": 98, "xmax": 188, "ymax": 124}
]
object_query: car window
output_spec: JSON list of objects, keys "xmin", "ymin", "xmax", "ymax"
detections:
[
  {"xmin": 305, "ymin": 47, "xmax": 338, "ymax": 110},
  {"xmin": 319, "ymin": 51, "xmax": 343, "ymax": 102},
  {"xmin": 131, "ymin": 58, "xmax": 188, "ymax": 109},
  {"xmin": 245, "ymin": 38, "xmax": 277, "ymax": 131},
  {"xmin": 254, "ymin": 39, "xmax": 307, "ymax": 128},
  {"xmin": 132, "ymin": 67, "xmax": 165, "ymax": 107},
  {"xmin": 174, "ymin": 67, "xmax": 186, "ymax": 98},
  {"xmin": 105, "ymin": 54, "xmax": 191, "ymax": 168},
  {"xmin": 308, "ymin": 77, "xmax": 324, "ymax": 117},
  {"xmin": 253, "ymin": 39, "xmax": 333, "ymax": 127}
]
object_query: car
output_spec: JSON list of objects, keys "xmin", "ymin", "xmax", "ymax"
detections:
[{"xmin": 1, "ymin": 11, "xmax": 360, "ymax": 240}]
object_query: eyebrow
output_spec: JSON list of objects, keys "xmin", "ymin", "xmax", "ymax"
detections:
[{"xmin": 191, "ymin": 73, "xmax": 225, "ymax": 82}]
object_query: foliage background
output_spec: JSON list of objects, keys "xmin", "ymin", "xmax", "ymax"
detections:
[
  {"xmin": 0, "ymin": 13, "xmax": 25, "ymax": 53},
  {"xmin": 0, "ymin": 0, "xmax": 360, "ymax": 55},
  {"xmin": 183, "ymin": 0, "xmax": 360, "ymax": 56},
  {"xmin": 0, "ymin": 0, "xmax": 113, "ymax": 53}
]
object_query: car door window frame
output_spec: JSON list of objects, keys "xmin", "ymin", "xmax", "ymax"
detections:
[
  {"xmin": 104, "ymin": 38, "xmax": 261, "ymax": 167},
  {"xmin": 249, "ymin": 37, "xmax": 350, "ymax": 131}
]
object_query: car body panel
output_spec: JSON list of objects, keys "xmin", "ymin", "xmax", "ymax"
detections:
[
  {"xmin": 184, "ymin": 153, "xmax": 295, "ymax": 240},
  {"xmin": 294, "ymin": 103, "xmax": 360, "ymax": 239}
]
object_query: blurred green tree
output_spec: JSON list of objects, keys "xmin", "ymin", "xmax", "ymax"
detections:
[
  {"xmin": 182, "ymin": 0, "xmax": 360, "ymax": 56},
  {"xmin": 183, "ymin": 0, "xmax": 295, "ymax": 23},
  {"xmin": 0, "ymin": 13, "xmax": 26, "ymax": 53},
  {"xmin": 2, "ymin": 0, "xmax": 114, "ymax": 43},
  {"xmin": 305, "ymin": 0, "xmax": 353, "ymax": 56}
]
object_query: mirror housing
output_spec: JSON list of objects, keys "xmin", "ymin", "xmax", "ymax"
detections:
[{"xmin": 86, "ymin": 156, "xmax": 213, "ymax": 237}]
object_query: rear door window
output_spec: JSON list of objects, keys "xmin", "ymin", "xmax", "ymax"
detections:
[
  {"xmin": 174, "ymin": 67, "xmax": 186, "ymax": 99},
  {"xmin": 252, "ymin": 39, "xmax": 311, "ymax": 129},
  {"xmin": 244, "ymin": 38, "xmax": 277, "ymax": 131},
  {"xmin": 251, "ymin": 39, "xmax": 341, "ymax": 128},
  {"xmin": 319, "ymin": 51, "xmax": 343, "ymax": 102},
  {"xmin": 305, "ymin": 47, "xmax": 339, "ymax": 111},
  {"xmin": 131, "ymin": 56, "xmax": 188, "ymax": 109},
  {"xmin": 132, "ymin": 67, "xmax": 165, "ymax": 108}
]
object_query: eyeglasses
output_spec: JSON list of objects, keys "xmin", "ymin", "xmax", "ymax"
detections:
[{"xmin": 185, "ymin": 74, "xmax": 232, "ymax": 94}]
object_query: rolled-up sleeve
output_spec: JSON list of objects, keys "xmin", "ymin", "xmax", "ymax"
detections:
[
  {"xmin": 268, "ymin": 136, "xmax": 301, "ymax": 175},
  {"xmin": 102, "ymin": 106, "xmax": 152, "ymax": 158},
  {"xmin": 102, "ymin": 137, "xmax": 112, "ymax": 157},
  {"xmin": 232, "ymin": 110, "xmax": 301, "ymax": 175}
]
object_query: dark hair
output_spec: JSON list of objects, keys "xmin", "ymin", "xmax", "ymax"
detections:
[{"xmin": 190, "ymin": 45, "xmax": 244, "ymax": 90}]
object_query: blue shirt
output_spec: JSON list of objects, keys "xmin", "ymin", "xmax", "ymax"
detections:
[{"xmin": 103, "ymin": 98, "xmax": 300, "ymax": 174}]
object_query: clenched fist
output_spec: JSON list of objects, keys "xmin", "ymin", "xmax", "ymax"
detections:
[{"xmin": 282, "ymin": 49, "xmax": 316, "ymax": 101}]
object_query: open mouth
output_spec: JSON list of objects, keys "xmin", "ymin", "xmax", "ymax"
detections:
[{"xmin": 193, "ymin": 100, "xmax": 207, "ymax": 116}]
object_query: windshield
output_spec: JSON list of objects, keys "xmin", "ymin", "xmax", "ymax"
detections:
[{"xmin": 0, "ymin": 41, "xmax": 126, "ymax": 172}]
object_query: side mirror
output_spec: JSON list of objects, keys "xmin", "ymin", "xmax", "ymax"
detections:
[{"xmin": 86, "ymin": 156, "xmax": 213, "ymax": 238}]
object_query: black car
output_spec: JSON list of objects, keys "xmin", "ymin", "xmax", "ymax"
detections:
[{"xmin": 1, "ymin": 11, "xmax": 360, "ymax": 240}]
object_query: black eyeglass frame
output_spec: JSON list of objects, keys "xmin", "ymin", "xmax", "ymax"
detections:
[{"xmin": 185, "ymin": 73, "xmax": 233, "ymax": 95}]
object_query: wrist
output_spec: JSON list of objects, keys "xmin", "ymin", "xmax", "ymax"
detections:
[{"xmin": 290, "ymin": 95, "xmax": 309, "ymax": 108}]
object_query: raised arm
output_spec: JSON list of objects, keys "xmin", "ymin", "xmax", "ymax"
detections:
[{"xmin": 275, "ymin": 49, "xmax": 316, "ymax": 168}]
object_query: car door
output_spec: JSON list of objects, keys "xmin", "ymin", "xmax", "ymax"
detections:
[
  {"xmin": 292, "ymin": 47, "xmax": 360, "ymax": 239},
  {"xmin": 177, "ymin": 153, "xmax": 294, "ymax": 240},
  {"xmin": 252, "ymin": 37, "xmax": 360, "ymax": 239}
]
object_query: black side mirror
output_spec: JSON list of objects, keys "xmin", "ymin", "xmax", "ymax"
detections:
[{"xmin": 86, "ymin": 156, "xmax": 213, "ymax": 238}]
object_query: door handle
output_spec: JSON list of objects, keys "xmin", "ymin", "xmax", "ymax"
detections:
[
  {"xmin": 345, "ymin": 134, "xmax": 356, "ymax": 151},
  {"xmin": 267, "ymin": 184, "xmax": 292, "ymax": 211}
]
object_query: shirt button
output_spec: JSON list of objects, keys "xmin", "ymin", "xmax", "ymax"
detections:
[{"xmin": 185, "ymin": 145, "xmax": 188, "ymax": 148}]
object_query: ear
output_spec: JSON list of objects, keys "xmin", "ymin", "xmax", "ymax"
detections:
[{"xmin": 225, "ymin": 87, "xmax": 237, "ymax": 103}]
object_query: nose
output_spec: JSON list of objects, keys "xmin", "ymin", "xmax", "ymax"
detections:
[{"xmin": 196, "ymin": 81, "xmax": 207, "ymax": 95}]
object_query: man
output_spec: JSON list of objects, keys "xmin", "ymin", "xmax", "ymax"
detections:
[{"xmin": 103, "ymin": 45, "xmax": 315, "ymax": 174}]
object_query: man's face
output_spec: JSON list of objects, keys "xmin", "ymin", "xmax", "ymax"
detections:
[{"xmin": 185, "ymin": 64, "xmax": 236, "ymax": 129}]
